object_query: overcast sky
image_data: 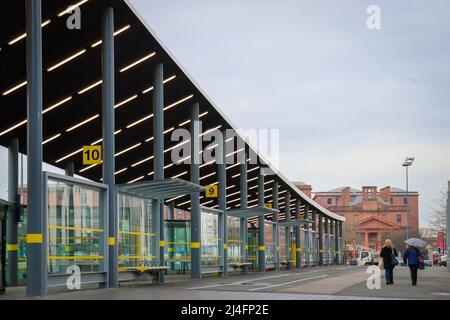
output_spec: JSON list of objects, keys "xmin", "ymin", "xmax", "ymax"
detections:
[
  {"xmin": 1, "ymin": 1, "xmax": 449, "ymax": 228},
  {"xmin": 126, "ymin": 0, "xmax": 450, "ymax": 227}
]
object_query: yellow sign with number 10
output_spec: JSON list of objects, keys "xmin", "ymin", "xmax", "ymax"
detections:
[{"xmin": 83, "ymin": 146, "xmax": 102, "ymax": 165}]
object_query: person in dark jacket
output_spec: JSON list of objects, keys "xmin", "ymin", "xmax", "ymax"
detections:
[
  {"xmin": 380, "ymin": 239, "xmax": 398, "ymax": 285},
  {"xmin": 403, "ymin": 244, "xmax": 421, "ymax": 286}
]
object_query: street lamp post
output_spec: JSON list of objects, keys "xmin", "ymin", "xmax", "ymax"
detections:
[{"xmin": 402, "ymin": 157, "xmax": 415, "ymax": 239}]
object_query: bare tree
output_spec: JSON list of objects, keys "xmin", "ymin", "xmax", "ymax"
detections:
[{"xmin": 427, "ymin": 188, "xmax": 447, "ymax": 236}]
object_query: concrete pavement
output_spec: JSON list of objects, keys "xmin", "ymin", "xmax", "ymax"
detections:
[{"xmin": 1, "ymin": 265, "xmax": 449, "ymax": 300}]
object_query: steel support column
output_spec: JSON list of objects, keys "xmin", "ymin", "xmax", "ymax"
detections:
[
  {"xmin": 339, "ymin": 221, "xmax": 343, "ymax": 265},
  {"xmin": 239, "ymin": 153, "xmax": 248, "ymax": 264},
  {"xmin": 218, "ymin": 131, "xmax": 227, "ymax": 276},
  {"xmin": 26, "ymin": 0, "xmax": 46, "ymax": 297},
  {"xmin": 102, "ymin": 6, "xmax": 116, "ymax": 288},
  {"xmin": 318, "ymin": 212, "xmax": 323, "ymax": 266},
  {"xmin": 295, "ymin": 199, "xmax": 301, "ymax": 269},
  {"xmin": 324, "ymin": 216, "xmax": 329, "ymax": 264},
  {"xmin": 329, "ymin": 219, "xmax": 333, "ymax": 265},
  {"xmin": 304, "ymin": 204, "xmax": 310, "ymax": 266},
  {"xmin": 273, "ymin": 181, "xmax": 280, "ymax": 270},
  {"xmin": 285, "ymin": 190, "xmax": 291, "ymax": 266},
  {"xmin": 190, "ymin": 102, "xmax": 201, "ymax": 279},
  {"xmin": 153, "ymin": 62, "xmax": 165, "ymax": 280},
  {"xmin": 311, "ymin": 208, "xmax": 317, "ymax": 265},
  {"xmin": 64, "ymin": 162, "xmax": 74, "ymax": 177},
  {"xmin": 7, "ymin": 139, "xmax": 19, "ymax": 286},
  {"xmin": 334, "ymin": 219, "xmax": 339, "ymax": 264},
  {"xmin": 258, "ymin": 170, "xmax": 265, "ymax": 272}
]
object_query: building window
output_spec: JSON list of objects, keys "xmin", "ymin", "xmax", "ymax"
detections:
[
  {"xmin": 327, "ymin": 198, "xmax": 333, "ymax": 205},
  {"xmin": 390, "ymin": 197, "xmax": 393, "ymax": 204},
  {"xmin": 403, "ymin": 197, "xmax": 407, "ymax": 205},
  {"xmin": 396, "ymin": 214, "xmax": 402, "ymax": 224}
]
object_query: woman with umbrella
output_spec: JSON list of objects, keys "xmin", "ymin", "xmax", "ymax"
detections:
[{"xmin": 403, "ymin": 238, "xmax": 426, "ymax": 286}]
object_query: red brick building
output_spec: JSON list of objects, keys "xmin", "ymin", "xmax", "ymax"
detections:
[{"xmin": 309, "ymin": 186, "xmax": 419, "ymax": 252}]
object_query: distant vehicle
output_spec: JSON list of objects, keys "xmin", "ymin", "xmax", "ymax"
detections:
[
  {"xmin": 439, "ymin": 255, "xmax": 447, "ymax": 267},
  {"xmin": 357, "ymin": 250, "xmax": 380, "ymax": 266},
  {"xmin": 424, "ymin": 259, "xmax": 432, "ymax": 267}
]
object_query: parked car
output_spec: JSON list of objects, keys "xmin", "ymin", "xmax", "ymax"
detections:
[
  {"xmin": 424, "ymin": 259, "xmax": 432, "ymax": 267},
  {"xmin": 357, "ymin": 250, "xmax": 380, "ymax": 266},
  {"xmin": 439, "ymin": 255, "xmax": 447, "ymax": 267}
]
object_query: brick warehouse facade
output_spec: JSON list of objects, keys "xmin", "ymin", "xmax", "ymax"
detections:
[{"xmin": 295, "ymin": 183, "xmax": 419, "ymax": 253}]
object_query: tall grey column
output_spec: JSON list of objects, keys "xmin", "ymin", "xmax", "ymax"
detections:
[
  {"xmin": 218, "ymin": 131, "xmax": 227, "ymax": 276},
  {"xmin": 324, "ymin": 216, "xmax": 329, "ymax": 264},
  {"xmin": 258, "ymin": 170, "xmax": 265, "ymax": 272},
  {"xmin": 102, "ymin": 7, "xmax": 117, "ymax": 288},
  {"xmin": 273, "ymin": 181, "xmax": 280, "ymax": 270},
  {"xmin": 339, "ymin": 221, "xmax": 343, "ymax": 265},
  {"xmin": 318, "ymin": 212, "xmax": 323, "ymax": 266},
  {"xmin": 295, "ymin": 199, "xmax": 301, "ymax": 269},
  {"xmin": 190, "ymin": 102, "xmax": 201, "ymax": 279},
  {"xmin": 64, "ymin": 162, "xmax": 74, "ymax": 177},
  {"xmin": 334, "ymin": 219, "xmax": 339, "ymax": 264},
  {"xmin": 304, "ymin": 204, "xmax": 310, "ymax": 266},
  {"xmin": 7, "ymin": 139, "xmax": 19, "ymax": 286},
  {"xmin": 26, "ymin": 0, "xmax": 46, "ymax": 297},
  {"xmin": 446, "ymin": 181, "xmax": 450, "ymax": 271},
  {"xmin": 239, "ymin": 153, "xmax": 248, "ymax": 264},
  {"xmin": 311, "ymin": 208, "xmax": 317, "ymax": 265},
  {"xmin": 285, "ymin": 190, "xmax": 291, "ymax": 266},
  {"xmin": 153, "ymin": 62, "xmax": 165, "ymax": 279}
]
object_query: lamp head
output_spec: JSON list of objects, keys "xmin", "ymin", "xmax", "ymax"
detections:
[{"xmin": 402, "ymin": 157, "xmax": 415, "ymax": 167}]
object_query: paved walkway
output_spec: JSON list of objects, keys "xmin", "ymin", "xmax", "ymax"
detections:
[{"xmin": 1, "ymin": 265, "xmax": 449, "ymax": 300}]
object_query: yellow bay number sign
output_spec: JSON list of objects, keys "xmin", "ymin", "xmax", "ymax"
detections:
[
  {"xmin": 83, "ymin": 146, "xmax": 102, "ymax": 165},
  {"xmin": 205, "ymin": 185, "xmax": 218, "ymax": 198}
]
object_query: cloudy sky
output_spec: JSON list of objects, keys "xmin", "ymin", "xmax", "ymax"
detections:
[
  {"xmin": 0, "ymin": 0, "xmax": 449, "ymax": 228},
  {"xmin": 127, "ymin": 0, "xmax": 450, "ymax": 227}
]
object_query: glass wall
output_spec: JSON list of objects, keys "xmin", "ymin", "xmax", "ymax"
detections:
[
  {"xmin": 300, "ymin": 227, "xmax": 306, "ymax": 265},
  {"xmin": 165, "ymin": 220, "xmax": 191, "ymax": 273},
  {"xmin": 201, "ymin": 210, "xmax": 221, "ymax": 267},
  {"xmin": 47, "ymin": 178, "xmax": 105, "ymax": 275},
  {"xmin": 264, "ymin": 222, "xmax": 275, "ymax": 265},
  {"xmin": 227, "ymin": 216, "xmax": 242, "ymax": 264},
  {"xmin": 310, "ymin": 230, "xmax": 316, "ymax": 265},
  {"xmin": 118, "ymin": 193, "xmax": 156, "ymax": 271},
  {"xmin": 247, "ymin": 227, "xmax": 258, "ymax": 269},
  {"xmin": 279, "ymin": 227, "xmax": 288, "ymax": 262},
  {"xmin": 324, "ymin": 233, "xmax": 329, "ymax": 264}
]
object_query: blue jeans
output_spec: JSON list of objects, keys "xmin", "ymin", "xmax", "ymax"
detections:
[{"xmin": 385, "ymin": 267, "xmax": 394, "ymax": 284}]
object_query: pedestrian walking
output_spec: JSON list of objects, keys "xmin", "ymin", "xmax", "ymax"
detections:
[
  {"xmin": 403, "ymin": 244, "xmax": 421, "ymax": 286},
  {"xmin": 380, "ymin": 239, "xmax": 398, "ymax": 285}
]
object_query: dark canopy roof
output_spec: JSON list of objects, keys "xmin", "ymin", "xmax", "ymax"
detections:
[{"xmin": 0, "ymin": 0, "xmax": 344, "ymax": 223}]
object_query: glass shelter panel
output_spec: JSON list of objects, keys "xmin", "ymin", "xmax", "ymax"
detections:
[
  {"xmin": 247, "ymin": 227, "xmax": 258, "ymax": 269},
  {"xmin": 118, "ymin": 193, "xmax": 156, "ymax": 271},
  {"xmin": 265, "ymin": 222, "xmax": 275, "ymax": 265},
  {"xmin": 47, "ymin": 178, "xmax": 105, "ymax": 275},
  {"xmin": 165, "ymin": 220, "xmax": 191, "ymax": 273},
  {"xmin": 279, "ymin": 227, "xmax": 288, "ymax": 262},
  {"xmin": 227, "ymin": 216, "xmax": 242, "ymax": 264},
  {"xmin": 201, "ymin": 210, "xmax": 220, "ymax": 267}
]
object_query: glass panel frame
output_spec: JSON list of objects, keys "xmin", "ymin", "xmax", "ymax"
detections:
[{"xmin": 43, "ymin": 172, "xmax": 109, "ymax": 286}]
